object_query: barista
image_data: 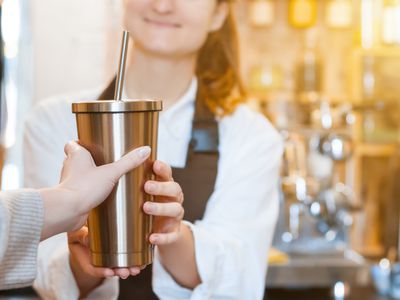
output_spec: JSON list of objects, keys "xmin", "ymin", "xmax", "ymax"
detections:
[{"xmin": 23, "ymin": 0, "xmax": 283, "ymax": 299}]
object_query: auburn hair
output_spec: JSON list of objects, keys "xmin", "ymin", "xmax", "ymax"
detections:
[{"xmin": 196, "ymin": 1, "xmax": 246, "ymax": 117}]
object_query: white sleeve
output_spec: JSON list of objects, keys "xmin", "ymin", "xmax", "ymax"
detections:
[
  {"xmin": 23, "ymin": 100, "xmax": 71, "ymax": 188},
  {"xmin": 23, "ymin": 98, "xmax": 119, "ymax": 300},
  {"xmin": 152, "ymin": 106, "xmax": 283, "ymax": 300},
  {"xmin": 34, "ymin": 234, "xmax": 119, "ymax": 300}
]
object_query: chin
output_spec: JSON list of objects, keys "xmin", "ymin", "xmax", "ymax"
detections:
[{"xmin": 137, "ymin": 40, "xmax": 189, "ymax": 58}]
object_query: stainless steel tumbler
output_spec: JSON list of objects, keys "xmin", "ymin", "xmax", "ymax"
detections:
[{"xmin": 72, "ymin": 100, "xmax": 162, "ymax": 267}]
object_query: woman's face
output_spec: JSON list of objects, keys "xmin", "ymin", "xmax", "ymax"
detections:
[{"xmin": 123, "ymin": 0, "xmax": 227, "ymax": 58}]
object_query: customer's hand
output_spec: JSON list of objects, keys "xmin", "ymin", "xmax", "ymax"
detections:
[
  {"xmin": 39, "ymin": 141, "xmax": 151, "ymax": 240},
  {"xmin": 143, "ymin": 160, "xmax": 185, "ymax": 247}
]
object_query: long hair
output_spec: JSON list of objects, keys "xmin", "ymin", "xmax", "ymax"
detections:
[{"xmin": 196, "ymin": 1, "xmax": 246, "ymax": 117}]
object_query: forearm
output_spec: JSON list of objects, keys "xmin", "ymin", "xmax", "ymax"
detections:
[
  {"xmin": 157, "ymin": 223, "xmax": 201, "ymax": 289},
  {"xmin": 39, "ymin": 187, "xmax": 84, "ymax": 241}
]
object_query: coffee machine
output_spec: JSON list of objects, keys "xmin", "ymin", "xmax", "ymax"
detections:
[{"xmin": 267, "ymin": 100, "xmax": 367, "ymax": 288}]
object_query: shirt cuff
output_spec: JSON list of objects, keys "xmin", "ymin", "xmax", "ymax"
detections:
[
  {"xmin": 85, "ymin": 275, "xmax": 119, "ymax": 300},
  {"xmin": 34, "ymin": 245, "xmax": 119, "ymax": 300},
  {"xmin": 0, "ymin": 189, "xmax": 44, "ymax": 290},
  {"xmin": 152, "ymin": 221, "xmax": 224, "ymax": 300}
]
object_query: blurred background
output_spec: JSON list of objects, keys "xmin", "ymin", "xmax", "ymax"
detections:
[{"xmin": 1, "ymin": 0, "xmax": 400, "ymax": 299}]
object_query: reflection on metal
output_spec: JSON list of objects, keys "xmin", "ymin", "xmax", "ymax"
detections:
[
  {"xmin": 114, "ymin": 30, "xmax": 129, "ymax": 101},
  {"xmin": 73, "ymin": 99, "xmax": 162, "ymax": 268}
]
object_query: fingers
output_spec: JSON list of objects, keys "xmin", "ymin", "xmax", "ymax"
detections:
[
  {"xmin": 61, "ymin": 141, "xmax": 94, "ymax": 180},
  {"xmin": 70, "ymin": 242, "xmax": 115, "ymax": 278},
  {"xmin": 130, "ymin": 267, "xmax": 143, "ymax": 276},
  {"xmin": 108, "ymin": 146, "xmax": 151, "ymax": 178},
  {"xmin": 114, "ymin": 268, "xmax": 130, "ymax": 279},
  {"xmin": 153, "ymin": 160, "xmax": 173, "ymax": 181},
  {"xmin": 149, "ymin": 232, "xmax": 180, "ymax": 245},
  {"xmin": 144, "ymin": 181, "xmax": 183, "ymax": 203},
  {"xmin": 68, "ymin": 227, "xmax": 113, "ymax": 279},
  {"xmin": 143, "ymin": 201, "xmax": 184, "ymax": 219},
  {"xmin": 69, "ymin": 227, "xmax": 144, "ymax": 279},
  {"xmin": 112, "ymin": 267, "xmax": 141, "ymax": 279}
]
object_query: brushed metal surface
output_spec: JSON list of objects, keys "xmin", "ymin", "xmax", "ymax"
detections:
[{"xmin": 73, "ymin": 99, "xmax": 162, "ymax": 267}]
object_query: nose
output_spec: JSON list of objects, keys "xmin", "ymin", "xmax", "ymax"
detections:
[{"xmin": 152, "ymin": 0, "xmax": 174, "ymax": 14}]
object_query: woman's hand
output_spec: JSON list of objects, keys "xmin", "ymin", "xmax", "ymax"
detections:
[
  {"xmin": 66, "ymin": 159, "xmax": 184, "ymax": 297},
  {"xmin": 143, "ymin": 160, "xmax": 185, "ymax": 247},
  {"xmin": 143, "ymin": 161, "xmax": 200, "ymax": 289}
]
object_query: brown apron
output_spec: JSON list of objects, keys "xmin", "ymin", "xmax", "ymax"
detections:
[{"xmin": 98, "ymin": 80, "xmax": 219, "ymax": 299}]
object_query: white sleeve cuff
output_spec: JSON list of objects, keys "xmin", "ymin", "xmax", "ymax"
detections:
[
  {"xmin": 152, "ymin": 221, "xmax": 225, "ymax": 300},
  {"xmin": 85, "ymin": 276, "xmax": 119, "ymax": 300},
  {"xmin": 34, "ymin": 244, "xmax": 119, "ymax": 300},
  {"xmin": 34, "ymin": 244, "xmax": 79, "ymax": 300}
]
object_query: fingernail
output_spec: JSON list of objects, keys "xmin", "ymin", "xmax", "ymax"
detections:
[
  {"xmin": 130, "ymin": 267, "xmax": 139, "ymax": 273},
  {"xmin": 104, "ymin": 270, "xmax": 114, "ymax": 277},
  {"xmin": 154, "ymin": 161, "xmax": 161, "ymax": 172},
  {"xmin": 138, "ymin": 146, "xmax": 151, "ymax": 158},
  {"xmin": 150, "ymin": 235, "xmax": 158, "ymax": 244},
  {"xmin": 146, "ymin": 182, "xmax": 156, "ymax": 192},
  {"xmin": 144, "ymin": 202, "xmax": 155, "ymax": 212}
]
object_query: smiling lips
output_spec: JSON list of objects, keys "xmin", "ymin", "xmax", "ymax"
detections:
[{"xmin": 144, "ymin": 17, "xmax": 181, "ymax": 28}]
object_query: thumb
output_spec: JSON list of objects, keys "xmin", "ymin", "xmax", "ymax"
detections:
[
  {"xmin": 64, "ymin": 140, "xmax": 84, "ymax": 157},
  {"xmin": 68, "ymin": 226, "xmax": 89, "ymax": 246},
  {"xmin": 103, "ymin": 146, "xmax": 151, "ymax": 179}
]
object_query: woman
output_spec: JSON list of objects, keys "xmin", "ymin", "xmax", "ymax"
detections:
[
  {"xmin": 1, "ymin": 142, "xmax": 150, "ymax": 290},
  {"xmin": 24, "ymin": 0, "xmax": 283, "ymax": 299}
]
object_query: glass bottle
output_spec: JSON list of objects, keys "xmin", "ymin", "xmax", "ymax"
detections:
[
  {"xmin": 288, "ymin": 0, "xmax": 317, "ymax": 29},
  {"xmin": 296, "ymin": 30, "xmax": 323, "ymax": 100}
]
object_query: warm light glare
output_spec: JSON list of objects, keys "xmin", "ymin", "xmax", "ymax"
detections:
[
  {"xmin": 382, "ymin": 4, "xmax": 400, "ymax": 45},
  {"xmin": 333, "ymin": 281, "xmax": 345, "ymax": 299},
  {"xmin": 3, "ymin": 81, "xmax": 18, "ymax": 148},
  {"xmin": 331, "ymin": 137, "xmax": 343, "ymax": 159},
  {"xmin": 1, "ymin": 163, "xmax": 20, "ymax": 190},
  {"xmin": 1, "ymin": 0, "xmax": 21, "ymax": 59},
  {"xmin": 361, "ymin": 0, "xmax": 374, "ymax": 48}
]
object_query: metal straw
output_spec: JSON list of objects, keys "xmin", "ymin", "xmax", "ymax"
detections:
[{"xmin": 114, "ymin": 30, "xmax": 130, "ymax": 101}]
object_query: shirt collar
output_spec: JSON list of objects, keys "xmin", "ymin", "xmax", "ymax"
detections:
[
  {"xmin": 161, "ymin": 77, "xmax": 197, "ymax": 119},
  {"xmin": 121, "ymin": 77, "xmax": 197, "ymax": 112},
  {"xmin": 161, "ymin": 77, "xmax": 197, "ymax": 140},
  {"xmin": 122, "ymin": 77, "xmax": 197, "ymax": 141}
]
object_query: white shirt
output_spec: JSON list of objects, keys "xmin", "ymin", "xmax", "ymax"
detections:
[{"xmin": 23, "ymin": 78, "xmax": 283, "ymax": 300}]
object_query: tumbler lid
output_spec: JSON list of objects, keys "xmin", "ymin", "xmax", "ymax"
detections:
[{"xmin": 72, "ymin": 100, "xmax": 163, "ymax": 113}]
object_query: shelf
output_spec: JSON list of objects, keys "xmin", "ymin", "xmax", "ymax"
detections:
[
  {"xmin": 353, "ymin": 47, "xmax": 400, "ymax": 57},
  {"xmin": 354, "ymin": 143, "xmax": 398, "ymax": 157}
]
